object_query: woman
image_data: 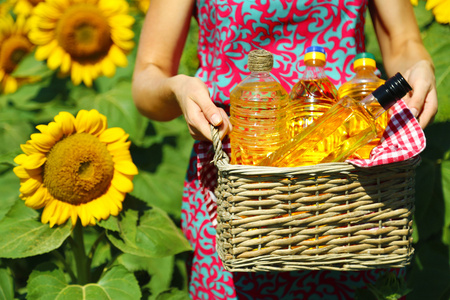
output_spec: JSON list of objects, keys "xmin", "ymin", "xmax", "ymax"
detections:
[{"xmin": 132, "ymin": 0, "xmax": 437, "ymax": 298}]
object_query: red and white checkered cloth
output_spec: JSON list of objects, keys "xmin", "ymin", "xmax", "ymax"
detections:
[
  {"xmin": 347, "ymin": 99, "xmax": 426, "ymax": 167},
  {"xmin": 196, "ymin": 99, "xmax": 425, "ymax": 226}
]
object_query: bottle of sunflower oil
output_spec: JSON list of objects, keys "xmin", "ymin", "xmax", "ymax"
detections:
[
  {"xmin": 287, "ymin": 46, "xmax": 338, "ymax": 138},
  {"xmin": 259, "ymin": 73, "xmax": 412, "ymax": 167},
  {"xmin": 338, "ymin": 52, "xmax": 387, "ymax": 159},
  {"xmin": 229, "ymin": 49, "xmax": 288, "ymax": 165}
]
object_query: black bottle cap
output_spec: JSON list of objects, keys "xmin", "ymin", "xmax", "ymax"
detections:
[{"xmin": 372, "ymin": 73, "xmax": 412, "ymax": 110}]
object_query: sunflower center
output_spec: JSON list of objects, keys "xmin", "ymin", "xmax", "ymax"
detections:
[
  {"xmin": 0, "ymin": 35, "xmax": 33, "ymax": 74},
  {"xmin": 43, "ymin": 133, "xmax": 115, "ymax": 204},
  {"xmin": 56, "ymin": 4, "xmax": 113, "ymax": 62}
]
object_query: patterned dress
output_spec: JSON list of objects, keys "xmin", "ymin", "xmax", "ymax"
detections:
[{"xmin": 181, "ymin": 0, "xmax": 404, "ymax": 299}]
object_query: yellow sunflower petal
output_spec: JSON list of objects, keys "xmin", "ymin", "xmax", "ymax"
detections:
[
  {"xmin": 111, "ymin": 171, "xmax": 134, "ymax": 193},
  {"xmin": 41, "ymin": 199, "xmax": 58, "ymax": 227},
  {"xmin": 54, "ymin": 202, "xmax": 71, "ymax": 226},
  {"xmin": 19, "ymin": 177, "xmax": 42, "ymax": 195},
  {"xmin": 99, "ymin": 57, "xmax": 116, "ymax": 77},
  {"xmin": 71, "ymin": 61, "xmax": 83, "ymax": 85},
  {"xmin": 87, "ymin": 195, "xmax": 110, "ymax": 221},
  {"xmin": 99, "ymin": 127, "xmax": 126, "ymax": 143},
  {"xmin": 107, "ymin": 195, "xmax": 121, "ymax": 216},
  {"xmin": 35, "ymin": 39, "xmax": 58, "ymax": 61},
  {"xmin": 13, "ymin": 166, "xmax": 41, "ymax": 179},
  {"xmin": 54, "ymin": 111, "xmax": 76, "ymax": 136},
  {"xmin": 20, "ymin": 142, "xmax": 40, "ymax": 155},
  {"xmin": 108, "ymin": 45, "xmax": 128, "ymax": 67},
  {"xmin": 78, "ymin": 204, "xmax": 92, "ymax": 227},
  {"xmin": 22, "ymin": 153, "xmax": 46, "ymax": 170},
  {"xmin": 24, "ymin": 186, "xmax": 49, "ymax": 209},
  {"xmin": 36, "ymin": 124, "xmax": 48, "ymax": 134},
  {"xmin": 109, "ymin": 14, "xmax": 134, "ymax": 28},
  {"xmin": 4, "ymin": 77, "xmax": 18, "ymax": 94},
  {"xmin": 82, "ymin": 109, "xmax": 107, "ymax": 136},
  {"xmin": 47, "ymin": 46, "xmax": 65, "ymax": 70},
  {"xmin": 81, "ymin": 65, "xmax": 93, "ymax": 87},
  {"xmin": 28, "ymin": 28, "xmax": 54, "ymax": 45},
  {"xmin": 30, "ymin": 133, "xmax": 56, "ymax": 152},
  {"xmin": 60, "ymin": 52, "xmax": 71, "ymax": 74},
  {"xmin": 70, "ymin": 207, "xmax": 78, "ymax": 227},
  {"xmin": 47, "ymin": 121, "xmax": 64, "ymax": 141},
  {"xmin": 14, "ymin": 154, "xmax": 28, "ymax": 165},
  {"xmin": 114, "ymin": 160, "xmax": 138, "ymax": 176}
]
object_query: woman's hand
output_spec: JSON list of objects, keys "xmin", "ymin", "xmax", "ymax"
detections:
[
  {"xmin": 402, "ymin": 60, "xmax": 438, "ymax": 128},
  {"xmin": 170, "ymin": 75, "xmax": 232, "ymax": 141}
]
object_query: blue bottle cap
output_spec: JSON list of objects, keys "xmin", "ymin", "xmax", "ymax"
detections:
[{"xmin": 305, "ymin": 46, "xmax": 326, "ymax": 54}]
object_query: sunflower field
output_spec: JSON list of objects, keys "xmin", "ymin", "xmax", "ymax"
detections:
[{"xmin": 0, "ymin": 0, "xmax": 449, "ymax": 299}]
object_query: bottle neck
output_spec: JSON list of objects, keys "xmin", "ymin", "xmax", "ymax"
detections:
[
  {"xmin": 303, "ymin": 59, "xmax": 326, "ymax": 79},
  {"xmin": 360, "ymin": 95, "xmax": 386, "ymax": 119}
]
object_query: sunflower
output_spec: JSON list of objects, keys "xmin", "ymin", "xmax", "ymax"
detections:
[
  {"xmin": 28, "ymin": 0, "xmax": 135, "ymax": 87},
  {"xmin": 13, "ymin": 109, "xmax": 138, "ymax": 227},
  {"xmin": 426, "ymin": 0, "xmax": 450, "ymax": 23},
  {"xmin": 13, "ymin": 0, "xmax": 44, "ymax": 16},
  {"xmin": 0, "ymin": 14, "xmax": 34, "ymax": 94}
]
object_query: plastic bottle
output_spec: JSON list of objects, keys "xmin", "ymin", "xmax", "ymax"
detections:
[
  {"xmin": 259, "ymin": 73, "xmax": 412, "ymax": 167},
  {"xmin": 338, "ymin": 52, "xmax": 387, "ymax": 159},
  {"xmin": 287, "ymin": 46, "xmax": 338, "ymax": 139},
  {"xmin": 229, "ymin": 49, "xmax": 288, "ymax": 165}
]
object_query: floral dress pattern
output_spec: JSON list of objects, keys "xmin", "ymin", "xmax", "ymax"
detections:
[{"xmin": 181, "ymin": 0, "xmax": 405, "ymax": 299}]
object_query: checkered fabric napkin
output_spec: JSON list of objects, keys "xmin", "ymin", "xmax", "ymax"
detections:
[
  {"xmin": 347, "ymin": 99, "xmax": 426, "ymax": 167},
  {"xmin": 196, "ymin": 99, "xmax": 425, "ymax": 226}
]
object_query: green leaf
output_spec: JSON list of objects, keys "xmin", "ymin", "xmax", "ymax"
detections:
[
  {"xmin": 407, "ymin": 239, "xmax": 450, "ymax": 300},
  {"xmin": 422, "ymin": 22, "xmax": 450, "ymax": 122},
  {"xmin": 0, "ymin": 109, "xmax": 34, "ymax": 157},
  {"xmin": 106, "ymin": 205, "xmax": 191, "ymax": 258},
  {"xmin": 0, "ymin": 201, "xmax": 72, "ymax": 258},
  {"xmin": 131, "ymin": 118, "xmax": 192, "ymax": 218},
  {"xmin": 118, "ymin": 253, "xmax": 174, "ymax": 297},
  {"xmin": 0, "ymin": 268, "xmax": 14, "ymax": 300},
  {"xmin": 155, "ymin": 288, "xmax": 191, "ymax": 300},
  {"xmin": 76, "ymin": 81, "xmax": 149, "ymax": 145},
  {"xmin": 441, "ymin": 156, "xmax": 450, "ymax": 245},
  {"xmin": 11, "ymin": 52, "xmax": 53, "ymax": 78},
  {"xmin": 0, "ymin": 170, "xmax": 20, "ymax": 223},
  {"xmin": 27, "ymin": 264, "xmax": 141, "ymax": 300},
  {"xmin": 97, "ymin": 216, "xmax": 120, "ymax": 232}
]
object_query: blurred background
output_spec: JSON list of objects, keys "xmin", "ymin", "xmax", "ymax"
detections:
[{"xmin": 0, "ymin": 0, "xmax": 449, "ymax": 299}]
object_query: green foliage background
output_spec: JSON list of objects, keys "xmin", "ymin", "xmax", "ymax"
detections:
[{"xmin": 0, "ymin": 1, "xmax": 449, "ymax": 299}]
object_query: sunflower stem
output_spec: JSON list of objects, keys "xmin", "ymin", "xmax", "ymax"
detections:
[{"xmin": 72, "ymin": 222, "xmax": 90, "ymax": 284}]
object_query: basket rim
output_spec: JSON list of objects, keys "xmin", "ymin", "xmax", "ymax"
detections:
[{"xmin": 210, "ymin": 125, "xmax": 421, "ymax": 175}]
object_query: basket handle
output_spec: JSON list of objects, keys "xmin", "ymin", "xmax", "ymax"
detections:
[{"xmin": 210, "ymin": 124, "xmax": 230, "ymax": 165}]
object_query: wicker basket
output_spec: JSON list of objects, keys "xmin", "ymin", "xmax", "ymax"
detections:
[{"xmin": 211, "ymin": 126, "xmax": 419, "ymax": 272}]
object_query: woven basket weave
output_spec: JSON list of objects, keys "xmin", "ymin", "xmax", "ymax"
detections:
[{"xmin": 211, "ymin": 126, "xmax": 419, "ymax": 272}]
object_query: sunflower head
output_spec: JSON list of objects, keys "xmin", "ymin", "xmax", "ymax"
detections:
[
  {"xmin": 14, "ymin": 109, "xmax": 138, "ymax": 227},
  {"xmin": 0, "ymin": 14, "xmax": 35, "ymax": 94},
  {"xmin": 28, "ymin": 0, "xmax": 135, "ymax": 87}
]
